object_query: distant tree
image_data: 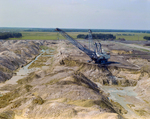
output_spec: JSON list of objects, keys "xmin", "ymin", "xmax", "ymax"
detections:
[
  {"xmin": 77, "ymin": 34, "xmax": 86, "ymax": 39},
  {"xmin": 144, "ymin": 36, "xmax": 150, "ymax": 40},
  {"xmin": 77, "ymin": 33, "xmax": 116, "ymax": 40},
  {"xmin": 0, "ymin": 32, "xmax": 22, "ymax": 39}
]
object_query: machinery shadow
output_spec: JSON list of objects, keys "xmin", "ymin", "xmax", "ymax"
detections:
[
  {"xmin": 95, "ymin": 61, "xmax": 120, "ymax": 66},
  {"xmin": 105, "ymin": 61, "xmax": 120, "ymax": 65}
]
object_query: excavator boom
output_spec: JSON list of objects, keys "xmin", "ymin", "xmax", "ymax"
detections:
[
  {"xmin": 55, "ymin": 28, "xmax": 110, "ymax": 64},
  {"xmin": 55, "ymin": 28, "xmax": 95, "ymax": 59}
]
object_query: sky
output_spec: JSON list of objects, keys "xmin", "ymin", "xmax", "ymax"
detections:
[{"xmin": 0, "ymin": 0, "xmax": 150, "ymax": 30}]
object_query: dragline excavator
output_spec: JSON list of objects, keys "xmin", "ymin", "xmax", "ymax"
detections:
[{"xmin": 55, "ymin": 28, "xmax": 110, "ymax": 64}]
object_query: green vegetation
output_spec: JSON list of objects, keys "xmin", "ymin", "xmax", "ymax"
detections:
[
  {"xmin": 5, "ymin": 31, "xmax": 150, "ymax": 41},
  {"xmin": 0, "ymin": 110, "xmax": 15, "ymax": 119},
  {"xmin": 40, "ymin": 45, "xmax": 50, "ymax": 50},
  {"xmin": 10, "ymin": 32, "xmax": 63, "ymax": 40},
  {"xmin": 143, "ymin": 36, "xmax": 150, "ymax": 40},
  {"xmin": 0, "ymin": 32, "xmax": 22, "ymax": 39},
  {"xmin": 17, "ymin": 72, "xmax": 36, "ymax": 84},
  {"xmin": 0, "ymin": 73, "xmax": 36, "ymax": 109},
  {"xmin": 38, "ymin": 55, "xmax": 51, "ymax": 62},
  {"xmin": 24, "ymin": 85, "xmax": 32, "ymax": 92},
  {"xmin": 9, "ymin": 32, "xmax": 83, "ymax": 40},
  {"xmin": 61, "ymin": 59, "xmax": 78, "ymax": 67},
  {"xmin": 1, "ymin": 27, "xmax": 150, "ymax": 41},
  {"xmin": 115, "ymin": 32, "xmax": 150, "ymax": 41},
  {"xmin": 11, "ymin": 98, "xmax": 27, "ymax": 109},
  {"xmin": 77, "ymin": 33, "xmax": 116, "ymax": 40},
  {"xmin": 32, "ymin": 96, "xmax": 44, "ymax": 105},
  {"xmin": 126, "ymin": 104, "xmax": 135, "ymax": 108},
  {"xmin": 0, "ymin": 88, "xmax": 20, "ymax": 108},
  {"xmin": 28, "ymin": 61, "xmax": 45, "ymax": 69},
  {"xmin": 135, "ymin": 109, "xmax": 148, "ymax": 116},
  {"xmin": 28, "ymin": 55, "xmax": 51, "ymax": 69}
]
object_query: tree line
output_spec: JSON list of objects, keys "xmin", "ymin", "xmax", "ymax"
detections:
[
  {"xmin": 77, "ymin": 33, "xmax": 116, "ymax": 40},
  {"xmin": 0, "ymin": 32, "xmax": 22, "ymax": 39},
  {"xmin": 23, "ymin": 28, "xmax": 150, "ymax": 33},
  {"xmin": 143, "ymin": 36, "xmax": 150, "ymax": 40}
]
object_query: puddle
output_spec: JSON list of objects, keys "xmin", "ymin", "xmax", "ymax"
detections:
[
  {"xmin": 0, "ymin": 48, "xmax": 54, "ymax": 86},
  {"xmin": 101, "ymin": 86, "xmax": 141, "ymax": 119}
]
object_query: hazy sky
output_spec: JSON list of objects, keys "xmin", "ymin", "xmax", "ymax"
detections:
[{"xmin": 0, "ymin": 0, "xmax": 150, "ymax": 30}]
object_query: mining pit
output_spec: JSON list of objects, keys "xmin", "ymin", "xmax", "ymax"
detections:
[{"xmin": 0, "ymin": 40, "xmax": 150, "ymax": 119}]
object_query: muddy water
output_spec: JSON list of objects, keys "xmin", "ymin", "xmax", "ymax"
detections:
[
  {"xmin": 0, "ymin": 49, "xmax": 54, "ymax": 87},
  {"xmin": 101, "ymin": 86, "xmax": 141, "ymax": 119}
]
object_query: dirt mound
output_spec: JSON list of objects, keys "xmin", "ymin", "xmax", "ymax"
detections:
[
  {"xmin": 1, "ymin": 40, "xmax": 150, "ymax": 119},
  {"xmin": 0, "ymin": 40, "xmax": 45, "ymax": 82}
]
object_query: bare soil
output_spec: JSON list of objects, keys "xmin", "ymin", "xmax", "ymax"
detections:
[{"xmin": 0, "ymin": 40, "xmax": 150, "ymax": 119}]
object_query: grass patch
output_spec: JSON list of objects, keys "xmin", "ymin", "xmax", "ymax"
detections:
[
  {"xmin": 62, "ymin": 60, "xmax": 77, "ymax": 66},
  {"xmin": 8, "ymin": 32, "xmax": 87, "ymax": 40},
  {"xmin": 28, "ymin": 47, "xmax": 53, "ymax": 69},
  {"xmin": 40, "ymin": 45, "xmax": 50, "ymax": 50},
  {"xmin": 28, "ymin": 56, "xmax": 51, "ymax": 69},
  {"xmin": 7, "ymin": 31, "xmax": 150, "ymax": 41},
  {"xmin": 115, "ymin": 32, "xmax": 150, "ymax": 41},
  {"xmin": 24, "ymin": 85, "xmax": 32, "ymax": 92},
  {"xmin": 135, "ymin": 109, "xmax": 148, "ymax": 116},
  {"xmin": 126, "ymin": 104, "xmax": 135, "ymax": 108},
  {"xmin": 0, "ymin": 88, "xmax": 21, "ymax": 108},
  {"xmin": 60, "ymin": 59, "xmax": 80, "ymax": 67},
  {"xmin": 28, "ymin": 61, "xmax": 45, "ymax": 69},
  {"xmin": 10, "ymin": 32, "xmax": 62, "ymax": 40},
  {"xmin": 0, "ymin": 80, "xmax": 34, "ymax": 108},
  {"xmin": 37, "ymin": 56, "xmax": 51, "ymax": 62},
  {"xmin": 11, "ymin": 98, "xmax": 27, "ymax": 109},
  {"xmin": 0, "ymin": 110, "xmax": 15, "ymax": 119},
  {"xmin": 32, "ymin": 96, "xmax": 44, "ymax": 105}
]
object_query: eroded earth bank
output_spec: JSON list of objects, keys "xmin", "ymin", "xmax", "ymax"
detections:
[{"xmin": 0, "ymin": 40, "xmax": 150, "ymax": 119}]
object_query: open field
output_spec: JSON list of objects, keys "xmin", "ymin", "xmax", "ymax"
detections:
[
  {"xmin": 8, "ymin": 31, "xmax": 150, "ymax": 41},
  {"xmin": 115, "ymin": 32, "xmax": 150, "ymax": 41},
  {"xmin": 95, "ymin": 32, "xmax": 150, "ymax": 41},
  {"xmin": 9, "ymin": 32, "xmax": 87, "ymax": 40},
  {"xmin": 1, "ymin": 27, "xmax": 150, "ymax": 41}
]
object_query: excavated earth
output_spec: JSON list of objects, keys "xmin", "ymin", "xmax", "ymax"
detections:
[
  {"xmin": 0, "ymin": 40, "xmax": 150, "ymax": 119},
  {"xmin": 0, "ymin": 40, "xmax": 46, "ymax": 82}
]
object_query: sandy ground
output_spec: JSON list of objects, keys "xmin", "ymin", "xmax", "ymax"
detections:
[{"xmin": 0, "ymin": 40, "xmax": 150, "ymax": 119}]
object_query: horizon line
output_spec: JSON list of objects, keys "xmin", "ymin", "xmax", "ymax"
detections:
[{"xmin": 0, "ymin": 27, "xmax": 150, "ymax": 31}]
